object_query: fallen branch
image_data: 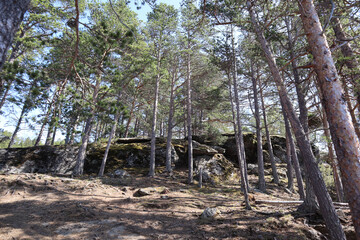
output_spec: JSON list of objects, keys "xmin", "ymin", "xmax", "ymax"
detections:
[{"xmin": 255, "ymin": 200, "xmax": 349, "ymax": 208}]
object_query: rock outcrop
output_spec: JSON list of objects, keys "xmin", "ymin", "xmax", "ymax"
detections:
[
  {"xmin": 0, "ymin": 145, "xmax": 78, "ymax": 174},
  {"xmin": 0, "ymin": 133, "xmax": 319, "ymax": 178}
]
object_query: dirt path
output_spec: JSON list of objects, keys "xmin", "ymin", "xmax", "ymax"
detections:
[{"xmin": 0, "ymin": 171, "xmax": 355, "ymax": 240}]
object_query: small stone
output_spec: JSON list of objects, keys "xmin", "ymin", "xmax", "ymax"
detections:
[
  {"xmin": 133, "ymin": 188, "xmax": 151, "ymax": 197},
  {"xmin": 160, "ymin": 188, "xmax": 170, "ymax": 194},
  {"xmin": 113, "ymin": 170, "xmax": 130, "ymax": 178},
  {"xmin": 200, "ymin": 207, "xmax": 220, "ymax": 220}
]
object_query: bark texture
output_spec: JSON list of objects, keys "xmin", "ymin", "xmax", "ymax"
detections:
[
  {"xmin": 299, "ymin": 1, "xmax": 360, "ymax": 237},
  {"xmin": 0, "ymin": 0, "xmax": 31, "ymax": 71}
]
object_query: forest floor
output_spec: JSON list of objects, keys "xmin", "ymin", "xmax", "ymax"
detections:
[{"xmin": 0, "ymin": 168, "xmax": 355, "ymax": 240}]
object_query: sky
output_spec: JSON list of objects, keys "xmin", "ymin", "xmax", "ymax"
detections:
[
  {"xmin": 0, "ymin": 0, "xmax": 182, "ymax": 142},
  {"xmin": 129, "ymin": 0, "xmax": 181, "ymax": 22}
]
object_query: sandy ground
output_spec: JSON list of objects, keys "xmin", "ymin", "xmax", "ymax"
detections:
[{"xmin": 0, "ymin": 169, "xmax": 355, "ymax": 240}]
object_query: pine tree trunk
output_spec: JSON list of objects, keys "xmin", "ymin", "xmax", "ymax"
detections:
[
  {"xmin": 248, "ymin": 1, "xmax": 346, "ymax": 239},
  {"xmin": 34, "ymin": 83, "xmax": 63, "ymax": 146},
  {"xmin": 320, "ymin": 106, "xmax": 344, "ymax": 202},
  {"xmin": 45, "ymin": 116, "xmax": 54, "ymax": 146},
  {"xmin": 227, "ymin": 63, "xmax": 251, "ymax": 209},
  {"xmin": 285, "ymin": 130, "xmax": 294, "ymax": 191},
  {"xmin": 251, "ymin": 64, "xmax": 266, "ymax": 192},
  {"xmin": 35, "ymin": 101, "xmax": 53, "ymax": 146},
  {"xmin": 259, "ymin": 80, "xmax": 279, "ymax": 185},
  {"xmin": 149, "ymin": 51, "xmax": 161, "ymax": 177},
  {"xmin": 98, "ymin": 111, "xmax": 121, "ymax": 177},
  {"xmin": 8, "ymin": 103, "xmax": 27, "ymax": 148},
  {"xmin": 186, "ymin": 46, "xmax": 193, "ymax": 184},
  {"xmin": 124, "ymin": 99, "xmax": 135, "ymax": 138},
  {"xmin": 74, "ymin": 115, "xmax": 93, "ymax": 175},
  {"xmin": 0, "ymin": 0, "xmax": 31, "ymax": 70},
  {"xmin": 282, "ymin": 103, "xmax": 305, "ymax": 199},
  {"xmin": 65, "ymin": 114, "xmax": 78, "ymax": 145},
  {"xmin": 74, "ymin": 72, "xmax": 101, "ymax": 176},
  {"xmin": 298, "ymin": 1, "xmax": 360, "ymax": 237},
  {"xmin": 0, "ymin": 84, "xmax": 11, "ymax": 111},
  {"xmin": 165, "ymin": 67, "xmax": 177, "ymax": 174},
  {"xmin": 284, "ymin": 17, "xmax": 310, "ymax": 136},
  {"xmin": 285, "ymin": 17, "xmax": 318, "ymax": 210},
  {"xmin": 230, "ymin": 24, "xmax": 250, "ymax": 193}
]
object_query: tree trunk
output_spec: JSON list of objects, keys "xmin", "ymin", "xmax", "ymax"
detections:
[
  {"xmin": 0, "ymin": 84, "xmax": 11, "ymax": 111},
  {"xmin": 0, "ymin": 0, "xmax": 31, "ymax": 71},
  {"xmin": 285, "ymin": 130, "xmax": 294, "ymax": 191},
  {"xmin": 285, "ymin": 16, "xmax": 317, "ymax": 211},
  {"xmin": 74, "ymin": 73, "xmax": 101, "ymax": 176},
  {"xmin": 65, "ymin": 114, "xmax": 78, "ymax": 145},
  {"xmin": 73, "ymin": 115, "xmax": 94, "ymax": 175},
  {"xmin": 298, "ymin": 1, "xmax": 360, "ymax": 237},
  {"xmin": 149, "ymin": 50, "xmax": 161, "ymax": 177},
  {"xmin": 51, "ymin": 125, "xmax": 57, "ymax": 145},
  {"xmin": 259, "ymin": 80, "xmax": 279, "ymax": 185},
  {"xmin": 285, "ymin": 16, "xmax": 310, "ymax": 137},
  {"xmin": 230, "ymin": 24, "xmax": 250, "ymax": 194},
  {"xmin": 8, "ymin": 102, "xmax": 27, "ymax": 148},
  {"xmin": 98, "ymin": 111, "xmax": 121, "ymax": 177},
  {"xmin": 186, "ymin": 43, "xmax": 193, "ymax": 184},
  {"xmin": 248, "ymin": 1, "xmax": 346, "ymax": 239},
  {"xmin": 45, "ymin": 116, "xmax": 54, "ymax": 146},
  {"xmin": 251, "ymin": 64, "xmax": 266, "ymax": 192},
  {"xmin": 228, "ymin": 67, "xmax": 251, "ymax": 209},
  {"xmin": 34, "ymin": 82, "xmax": 64, "ymax": 146},
  {"xmin": 320, "ymin": 105, "xmax": 344, "ymax": 202},
  {"xmin": 124, "ymin": 99, "xmax": 135, "ymax": 138},
  {"xmin": 282, "ymin": 102, "xmax": 305, "ymax": 199},
  {"xmin": 35, "ymin": 101, "xmax": 53, "ymax": 146},
  {"xmin": 165, "ymin": 65, "xmax": 177, "ymax": 174}
]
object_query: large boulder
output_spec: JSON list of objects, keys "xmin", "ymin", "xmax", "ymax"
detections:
[
  {"xmin": 221, "ymin": 133, "xmax": 258, "ymax": 164},
  {"xmin": 221, "ymin": 133, "xmax": 320, "ymax": 165},
  {"xmin": 194, "ymin": 153, "xmax": 235, "ymax": 183},
  {"xmin": 0, "ymin": 146, "xmax": 78, "ymax": 174}
]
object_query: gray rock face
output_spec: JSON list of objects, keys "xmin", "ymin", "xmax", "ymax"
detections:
[
  {"xmin": 194, "ymin": 154, "xmax": 234, "ymax": 183},
  {"xmin": 0, "ymin": 146, "xmax": 78, "ymax": 174}
]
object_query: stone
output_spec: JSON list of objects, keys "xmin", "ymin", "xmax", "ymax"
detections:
[
  {"xmin": 133, "ymin": 188, "xmax": 154, "ymax": 197},
  {"xmin": 194, "ymin": 154, "xmax": 234, "ymax": 183},
  {"xmin": 247, "ymin": 164, "xmax": 258, "ymax": 175},
  {"xmin": 200, "ymin": 207, "xmax": 220, "ymax": 219},
  {"xmin": 113, "ymin": 169, "xmax": 130, "ymax": 178}
]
